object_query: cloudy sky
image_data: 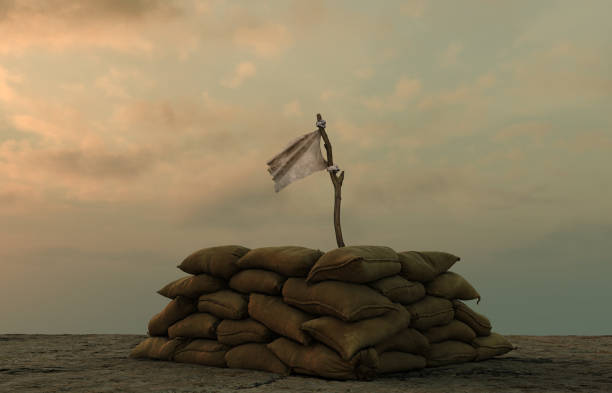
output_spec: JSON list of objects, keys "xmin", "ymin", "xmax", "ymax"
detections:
[{"xmin": 1, "ymin": 0, "xmax": 610, "ymax": 335}]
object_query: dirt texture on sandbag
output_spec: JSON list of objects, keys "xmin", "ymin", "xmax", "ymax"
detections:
[
  {"xmin": 424, "ymin": 320, "xmax": 476, "ymax": 344},
  {"xmin": 282, "ymin": 278, "xmax": 397, "ymax": 322},
  {"xmin": 168, "ymin": 313, "xmax": 220, "ymax": 339},
  {"xmin": 301, "ymin": 306, "xmax": 411, "ymax": 360},
  {"xmin": 267, "ymin": 337, "xmax": 379, "ymax": 380},
  {"xmin": 378, "ymin": 352, "xmax": 426, "ymax": 374},
  {"xmin": 237, "ymin": 246, "xmax": 323, "ymax": 277},
  {"xmin": 405, "ymin": 296, "xmax": 454, "ymax": 331},
  {"xmin": 398, "ymin": 251, "xmax": 460, "ymax": 283},
  {"xmin": 225, "ymin": 343, "xmax": 289, "ymax": 375},
  {"xmin": 368, "ymin": 275, "xmax": 426, "ymax": 305},
  {"xmin": 472, "ymin": 332, "xmax": 514, "ymax": 361},
  {"xmin": 197, "ymin": 290, "xmax": 248, "ymax": 320},
  {"xmin": 178, "ymin": 245, "xmax": 249, "ymax": 279},
  {"xmin": 453, "ymin": 300, "xmax": 492, "ymax": 337},
  {"xmin": 148, "ymin": 296, "xmax": 196, "ymax": 337},
  {"xmin": 248, "ymin": 293, "xmax": 314, "ymax": 345},
  {"xmin": 229, "ymin": 269, "xmax": 286, "ymax": 295},
  {"xmin": 426, "ymin": 272, "xmax": 481, "ymax": 302},
  {"xmin": 426, "ymin": 340, "xmax": 477, "ymax": 367},
  {"xmin": 129, "ymin": 337, "xmax": 187, "ymax": 360},
  {"xmin": 374, "ymin": 328, "xmax": 430, "ymax": 355},
  {"xmin": 173, "ymin": 339, "xmax": 229, "ymax": 367},
  {"xmin": 157, "ymin": 274, "xmax": 226, "ymax": 299},
  {"xmin": 306, "ymin": 246, "xmax": 401, "ymax": 284},
  {"xmin": 216, "ymin": 318, "xmax": 276, "ymax": 346}
]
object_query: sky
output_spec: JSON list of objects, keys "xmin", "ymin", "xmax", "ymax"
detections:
[{"xmin": 0, "ymin": 0, "xmax": 610, "ymax": 335}]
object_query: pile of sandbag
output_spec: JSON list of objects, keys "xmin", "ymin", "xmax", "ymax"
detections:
[{"xmin": 130, "ymin": 245, "xmax": 513, "ymax": 380}]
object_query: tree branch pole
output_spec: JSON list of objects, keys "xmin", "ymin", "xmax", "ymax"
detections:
[{"xmin": 316, "ymin": 113, "xmax": 346, "ymax": 248}]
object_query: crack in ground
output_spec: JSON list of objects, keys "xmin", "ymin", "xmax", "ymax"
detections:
[{"xmin": 233, "ymin": 375, "xmax": 287, "ymax": 390}]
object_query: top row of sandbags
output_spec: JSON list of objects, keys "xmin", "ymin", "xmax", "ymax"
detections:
[{"xmin": 176, "ymin": 245, "xmax": 461, "ymax": 285}]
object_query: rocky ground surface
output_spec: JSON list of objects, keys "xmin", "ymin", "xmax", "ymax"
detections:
[{"xmin": 1, "ymin": 334, "xmax": 611, "ymax": 392}]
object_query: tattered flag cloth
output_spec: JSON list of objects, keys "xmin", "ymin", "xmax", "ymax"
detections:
[{"xmin": 267, "ymin": 130, "xmax": 327, "ymax": 192}]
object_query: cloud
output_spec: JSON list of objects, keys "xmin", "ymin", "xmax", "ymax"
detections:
[
  {"xmin": 0, "ymin": 0, "xmax": 182, "ymax": 54},
  {"xmin": 400, "ymin": 0, "xmax": 427, "ymax": 19},
  {"xmin": 439, "ymin": 42, "xmax": 463, "ymax": 67},
  {"xmin": 0, "ymin": 66, "xmax": 21, "ymax": 102},
  {"xmin": 95, "ymin": 68, "xmax": 152, "ymax": 99},
  {"xmin": 283, "ymin": 100, "xmax": 302, "ymax": 117},
  {"xmin": 494, "ymin": 121, "xmax": 552, "ymax": 142},
  {"xmin": 220, "ymin": 61, "xmax": 256, "ymax": 89},
  {"xmin": 233, "ymin": 23, "xmax": 293, "ymax": 57},
  {"xmin": 361, "ymin": 76, "xmax": 421, "ymax": 112}
]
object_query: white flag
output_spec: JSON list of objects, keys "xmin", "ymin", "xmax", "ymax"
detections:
[{"xmin": 267, "ymin": 130, "xmax": 327, "ymax": 192}]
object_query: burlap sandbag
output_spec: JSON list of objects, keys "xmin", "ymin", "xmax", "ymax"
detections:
[
  {"xmin": 148, "ymin": 296, "xmax": 196, "ymax": 336},
  {"xmin": 173, "ymin": 339, "xmax": 229, "ymax": 367},
  {"xmin": 426, "ymin": 272, "xmax": 481, "ymax": 302},
  {"xmin": 157, "ymin": 274, "xmax": 225, "ymax": 299},
  {"xmin": 217, "ymin": 318, "xmax": 276, "ymax": 346},
  {"xmin": 267, "ymin": 337, "xmax": 379, "ymax": 380},
  {"xmin": 472, "ymin": 332, "xmax": 514, "ymax": 361},
  {"xmin": 306, "ymin": 246, "xmax": 401, "ymax": 284},
  {"xmin": 225, "ymin": 343, "xmax": 290, "ymax": 375},
  {"xmin": 378, "ymin": 352, "xmax": 426, "ymax": 374},
  {"xmin": 368, "ymin": 275, "xmax": 426, "ymax": 305},
  {"xmin": 178, "ymin": 245, "xmax": 249, "ymax": 279},
  {"xmin": 374, "ymin": 328, "xmax": 430, "ymax": 355},
  {"xmin": 398, "ymin": 251, "xmax": 460, "ymax": 283},
  {"xmin": 453, "ymin": 300, "xmax": 492, "ymax": 337},
  {"xmin": 248, "ymin": 293, "xmax": 313, "ymax": 345},
  {"xmin": 406, "ymin": 296, "xmax": 454, "ymax": 331},
  {"xmin": 229, "ymin": 269, "xmax": 286, "ymax": 295},
  {"xmin": 424, "ymin": 320, "xmax": 476, "ymax": 344},
  {"xmin": 237, "ymin": 246, "xmax": 323, "ymax": 277},
  {"xmin": 426, "ymin": 340, "xmax": 476, "ymax": 367},
  {"xmin": 282, "ymin": 278, "xmax": 397, "ymax": 322},
  {"xmin": 168, "ymin": 313, "xmax": 220, "ymax": 339},
  {"xmin": 197, "ymin": 290, "xmax": 248, "ymax": 320},
  {"xmin": 301, "ymin": 306, "xmax": 411, "ymax": 360},
  {"xmin": 129, "ymin": 337, "xmax": 188, "ymax": 360}
]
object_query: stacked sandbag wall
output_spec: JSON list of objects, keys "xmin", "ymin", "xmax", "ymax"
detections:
[{"xmin": 130, "ymin": 245, "xmax": 513, "ymax": 380}]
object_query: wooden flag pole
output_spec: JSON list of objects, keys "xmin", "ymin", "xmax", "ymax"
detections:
[{"xmin": 316, "ymin": 113, "xmax": 346, "ymax": 248}]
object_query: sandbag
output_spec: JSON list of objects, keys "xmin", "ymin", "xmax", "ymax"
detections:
[
  {"xmin": 453, "ymin": 300, "xmax": 492, "ymax": 337},
  {"xmin": 405, "ymin": 296, "xmax": 454, "ymax": 331},
  {"xmin": 472, "ymin": 332, "xmax": 514, "ymax": 361},
  {"xmin": 282, "ymin": 278, "xmax": 397, "ymax": 322},
  {"xmin": 178, "ymin": 245, "xmax": 249, "ymax": 279},
  {"xmin": 301, "ymin": 306, "xmax": 411, "ymax": 360},
  {"xmin": 248, "ymin": 293, "xmax": 313, "ymax": 345},
  {"xmin": 398, "ymin": 251, "xmax": 460, "ymax": 283},
  {"xmin": 368, "ymin": 275, "xmax": 425, "ymax": 305},
  {"xmin": 374, "ymin": 328, "xmax": 430, "ymax": 355},
  {"xmin": 148, "ymin": 296, "xmax": 196, "ymax": 336},
  {"xmin": 237, "ymin": 246, "xmax": 323, "ymax": 277},
  {"xmin": 157, "ymin": 274, "xmax": 225, "ymax": 299},
  {"xmin": 168, "ymin": 313, "xmax": 220, "ymax": 339},
  {"xmin": 426, "ymin": 340, "xmax": 476, "ymax": 367},
  {"xmin": 197, "ymin": 290, "xmax": 248, "ymax": 320},
  {"xmin": 217, "ymin": 318, "xmax": 276, "ymax": 346},
  {"xmin": 173, "ymin": 339, "xmax": 229, "ymax": 367},
  {"xmin": 129, "ymin": 337, "xmax": 187, "ymax": 360},
  {"xmin": 229, "ymin": 269, "xmax": 286, "ymax": 295},
  {"xmin": 306, "ymin": 246, "xmax": 401, "ymax": 284},
  {"xmin": 225, "ymin": 343, "xmax": 290, "ymax": 375},
  {"xmin": 378, "ymin": 352, "xmax": 426, "ymax": 374},
  {"xmin": 426, "ymin": 272, "xmax": 481, "ymax": 302},
  {"xmin": 423, "ymin": 320, "xmax": 476, "ymax": 344},
  {"xmin": 267, "ymin": 337, "xmax": 379, "ymax": 380}
]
